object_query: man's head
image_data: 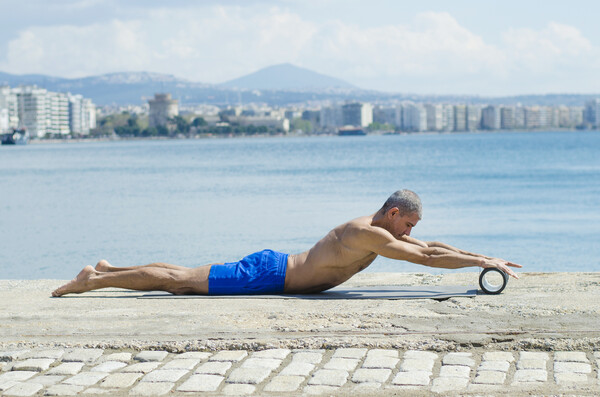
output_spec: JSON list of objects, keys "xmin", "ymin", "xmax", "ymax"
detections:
[{"xmin": 378, "ymin": 190, "xmax": 422, "ymax": 237}]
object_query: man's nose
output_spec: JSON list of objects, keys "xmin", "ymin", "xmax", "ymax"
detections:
[{"xmin": 405, "ymin": 227, "xmax": 412, "ymax": 236}]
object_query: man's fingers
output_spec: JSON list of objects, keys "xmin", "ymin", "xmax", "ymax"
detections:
[{"xmin": 506, "ymin": 261, "xmax": 523, "ymax": 268}]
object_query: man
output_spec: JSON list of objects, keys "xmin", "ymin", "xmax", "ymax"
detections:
[{"xmin": 52, "ymin": 190, "xmax": 521, "ymax": 297}]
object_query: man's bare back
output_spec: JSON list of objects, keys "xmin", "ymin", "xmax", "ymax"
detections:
[{"xmin": 52, "ymin": 190, "xmax": 521, "ymax": 297}]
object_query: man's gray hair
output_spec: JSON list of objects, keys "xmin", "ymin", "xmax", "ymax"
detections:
[{"xmin": 380, "ymin": 190, "xmax": 422, "ymax": 218}]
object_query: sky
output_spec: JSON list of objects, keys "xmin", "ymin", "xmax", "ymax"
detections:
[{"xmin": 1, "ymin": 0, "xmax": 599, "ymax": 96}]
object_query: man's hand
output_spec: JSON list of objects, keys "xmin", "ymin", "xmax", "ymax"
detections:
[{"xmin": 481, "ymin": 258, "xmax": 522, "ymax": 279}]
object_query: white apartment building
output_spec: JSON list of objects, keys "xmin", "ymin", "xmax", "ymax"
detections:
[
  {"xmin": 15, "ymin": 86, "xmax": 49, "ymax": 138},
  {"xmin": 424, "ymin": 104, "xmax": 443, "ymax": 131},
  {"xmin": 585, "ymin": 99, "xmax": 600, "ymax": 128},
  {"xmin": 319, "ymin": 106, "xmax": 343, "ymax": 131},
  {"xmin": 481, "ymin": 105, "xmax": 501, "ymax": 130},
  {"xmin": 69, "ymin": 95, "xmax": 97, "ymax": 135},
  {"xmin": 401, "ymin": 103, "xmax": 427, "ymax": 132},
  {"xmin": 0, "ymin": 86, "xmax": 19, "ymax": 131},
  {"xmin": 341, "ymin": 102, "xmax": 373, "ymax": 127},
  {"xmin": 453, "ymin": 105, "xmax": 467, "ymax": 131},
  {"xmin": 466, "ymin": 105, "xmax": 482, "ymax": 131},
  {"xmin": 47, "ymin": 91, "xmax": 70, "ymax": 135}
]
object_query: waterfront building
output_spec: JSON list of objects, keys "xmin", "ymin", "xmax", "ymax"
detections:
[
  {"xmin": 373, "ymin": 106, "xmax": 398, "ymax": 128},
  {"xmin": 301, "ymin": 109, "xmax": 321, "ymax": 127},
  {"xmin": 481, "ymin": 105, "xmax": 501, "ymax": 130},
  {"xmin": 148, "ymin": 93, "xmax": 178, "ymax": 128},
  {"xmin": 453, "ymin": 105, "xmax": 467, "ymax": 131},
  {"xmin": 524, "ymin": 106, "xmax": 549, "ymax": 129},
  {"xmin": 69, "ymin": 94, "xmax": 97, "ymax": 135},
  {"xmin": 500, "ymin": 106, "xmax": 515, "ymax": 129},
  {"xmin": 424, "ymin": 104, "xmax": 443, "ymax": 131},
  {"xmin": 228, "ymin": 115, "xmax": 289, "ymax": 133},
  {"xmin": 584, "ymin": 99, "xmax": 600, "ymax": 128},
  {"xmin": 513, "ymin": 106, "xmax": 526, "ymax": 129},
  {"xmin": 402, "ymin": 103, "xmax": 427, "ymax": 132},
  {"xmin": 47, "ymin": 91, "xmax": 70, "ymax": 136},
  {"xmin": 466, "ymin": 105, "xmax": 482, "ymax": 131},
  {"xmin": 342, "ymin": 102, "xmax": 373, "ymax": 127},
  {"xmin": 15, "ymin": 86, "xmax": 49, "ymax": 138},
  {"xmin": 319, "ymin": 106, "xmax": 343, "ymax": 131},
  {"xmin": 0, "ymin": 86, "xmax": 19, "ymax": 131}
]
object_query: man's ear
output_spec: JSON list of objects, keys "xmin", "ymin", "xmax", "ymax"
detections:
[{"xmin": 388, "ymin": 207, "xmax": 399, "ymax": 218}]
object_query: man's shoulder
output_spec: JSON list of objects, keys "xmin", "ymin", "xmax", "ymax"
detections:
[{"xmin": 341, "ymin": 216, "xmax": 390, "ymax": 242}]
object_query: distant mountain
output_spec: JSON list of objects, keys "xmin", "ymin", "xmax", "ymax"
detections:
[{"xmin": 219, "ymin": 63, "xmax": 357, "ymax": 91}]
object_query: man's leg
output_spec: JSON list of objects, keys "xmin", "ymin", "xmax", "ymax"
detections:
[
  {"xmin": 52, "ymin": 264, "xmax": 212, "ymax": 297},
  {"xmin": 94, "ymin": 259, "xmax": 195, "ymax": 272}
]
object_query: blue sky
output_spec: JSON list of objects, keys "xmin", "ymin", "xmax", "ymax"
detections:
[{"xmin": 1, "ymin": 0, "xmax": 599, "ymax": 95}]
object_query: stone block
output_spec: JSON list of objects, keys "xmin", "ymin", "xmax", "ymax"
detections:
[
  {"xmin": 478, "ymin": 360, "xmax": 510, "ymax": 372},
  {"xmin": 263, "ymin": 375, "xmax": 304, "ymax": 392},
  {"xmin": 431, "ymin": 376, "xmax": 469, "ymax": 393},
  {"xmin": 554, "ymin": 351, "xmax": 588, "ymax": 362},
  {"xmin": 403, "ymin": 350, "xmax": 438, "ymax": 361},
  {"xmin": 292, "ymin": 352, "xmax": 323, "ymax": 364},
  {"xmin": 353, "ymin": 382, "xmax": 381, "ymax": 391},
  {"xmin": 12, "ymin": 359, "xmax": 55, "ymax": 372},
  {"xmin": 61, "ymin": 349, "xmax": 103, "ymax": 364},
  {"xmin": 100, "ymin": 372, "xmax": 142, "ymax": 388},
  {"xmin": 308, "ymin": 369, "xmax": 348, "ymax": 387},
  {"xmin": 0, "ymin": 371, "xmax": 37, "ymax": 383},
  {"xmin": 367, "ymin": 349, "xmax": 398, "ymax": 358},
  {"xmin": 593, "ymin": 351, "xmax": 600, "ymax": 359},
  {"xmin": 121, "ymin": 362, "xmax": 161, "ymax": 374},
  {"xmin": 399, "ymin": 358, "xmax": 434, "ymax": 372},
  {"xmin": 442, "ymin": 353, "xmax": 475, "ymax": 367},
  {"xmin": 518, "ymin": 352, "xmax": 548, "ymax": 361},
  {"xmin": 195, "ymin": 361, "xmax": 231, "ymax": 376},
  {"xmin": 482, "ymin": 352, "xmax": 514, "ymax": 362},
  {"xmin": 227, "ymin": 367, "xmax": 271, "ymax": 384},
  {"xmin": 129, "ymin": 381, "xmax": 173, "ymax": 396},
  {"xmin": 222, "ymin": 383, "xmax": 255, "ymax": 395},
  {"xmin": 209, "ymin": 350, "xmax": 248, "ymax": 362},
  {"xmin": 554, "ymin": 361, "xmax": 591, "ymax": 373},
  {"xmin": 280, "ymin": 362, "xmax": 314, "ymax": 376},
  {"xmin": 555, "ymin": 372, "xmax": 589, "ymax": 384},
  {"xmin": 140, "ymin": 369, "xmax": 188, "ymax": 383},
  {"xmin": 22, "ymin": 350, "xmax": 64, "ymax": 360},
  {"xmin": 352, "ymin": 368, "xmax": 391, "ymax": 383},
  {"xmin": 44, "ymin": 384, "xmax": 84, "ymax": 396},
  {"xmin": 63, "ymin": 371, "xmax": 109, "ymax": 386},
  {"xmin": 439, "ymin": 365, "xmax": 471, "ymax": 378},
  {"xmin": 3, "ymin": 382, "xmax": 43, "ymax": 396},
  {"xmin": 516, "ymin": 359, "xmax": 547, "ymax": 370},
  {"xmin": 252, "ymin": 349, "xmax": 290, "ymax": 360},
  {"xmin": 391, "ymin": 371, "xmax": 431, "ymax": 386},
  {"xmin": 161, "ymin": 359, "xmax": 200, "ymax": 370},
  {"xmin": 47, "ymin": 362, "xmax": 85, "ymax": 376},
  {"xmin": 473, "ymin": 370, "xmax": 506, "ymax": 384},
  {"xmin": 91, "ymin": 361, "xmax": 127, "ymax": 373},
  {"xmin": 98, "ymin": 353, "xmax": 132, "ymax": 363},
  {"xmin": 32, "ymin": 375, "xmax": 64, "ymax": 386},
  {"xmin": 175, "ymin": 352, "xmax": 212, "ymax": 360},
  {"xmin": 82, "ymin": 387, "xmax": 113, "ymax": 394},
  {"xmin": 0, "ymin": 350, "xmax": 30, "ymax": 362},
  {"xmin": 362, "ymin": 355, "xmax": 399, "ymax": 369},
  {"xmin": 512, "ymin": 369, "xmax": 547, "ymax": 383},
  {"xmin": 177, "ymin": 374, "xmax": 223, "ymax": 392},
  {"xmin": 240, "ymin": 358, "xmax": 281, "ymax": 370},
  {"xmin": 303, "ymin": 385, "xmax": 339, "ymax": 395},
  {"xmin": 323, "ymin": 358, "xmax": 359, "ymax": 371},
  {"xmin": 332, "ymin": 348, "xmax": 367, "ymax": 359},
  {"xmin": 134, "ymin": 351, "xmax": 169, "ymax": 363}
]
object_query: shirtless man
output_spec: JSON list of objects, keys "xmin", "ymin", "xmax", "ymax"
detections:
[{"xmin": 52, "ymin": 190, "xmax": 521, "ymax": 297}]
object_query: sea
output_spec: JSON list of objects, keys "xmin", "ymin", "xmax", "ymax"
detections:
[{"xmin": 1, "ymin": 130, "xmax": 599, "ymax": 280}]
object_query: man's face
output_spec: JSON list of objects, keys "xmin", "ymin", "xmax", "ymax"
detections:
[{"xmin": 390, "ymin": 211, "xmax": 420, "ymax": 238}]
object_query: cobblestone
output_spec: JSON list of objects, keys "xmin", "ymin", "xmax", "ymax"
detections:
[
  {"xmin": 2, "ymin": 347, "xmax": 600, "ymax": 396},
  {"xmin": 176, "ymin": 374, "xmax": 223, "ymax": 392},
  {"xmin": 134, "ymin": 351, "xmax": 169, "ymax": 363},
  {"xmin": 61, "ymin": 349, "xmax": 103, "ymax": 364}
]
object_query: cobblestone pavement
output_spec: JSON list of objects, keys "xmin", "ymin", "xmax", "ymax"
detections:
[{"xmin": 1, "ymin": 348, "xmax": 599, "ymax": 396}]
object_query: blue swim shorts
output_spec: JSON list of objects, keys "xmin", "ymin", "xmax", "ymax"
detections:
[{"xmin": 208, "ymin": 249, "xmax": 289, "ymax": 295}]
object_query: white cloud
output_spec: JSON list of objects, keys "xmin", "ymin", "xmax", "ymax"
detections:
[{"xmin": 1, "ymin": 5, "xmax": 598, "ymax": 95}]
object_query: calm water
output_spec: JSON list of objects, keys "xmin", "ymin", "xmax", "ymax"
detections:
[{"xmin": 1, "ymin": 131, "xmax": 599, "ymax": 280}]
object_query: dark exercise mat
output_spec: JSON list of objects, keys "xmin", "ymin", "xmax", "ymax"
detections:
[{"xmin": 139, "ymin": 285, "xmax": 477, "ymax": 300}]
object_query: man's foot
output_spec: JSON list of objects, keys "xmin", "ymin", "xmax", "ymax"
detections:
[
  {"xmin": 95, "ymin": 259, "xmax": 114, "ymax": 272},
  {"xmin": 52, "ymin": 266, "xmax": 96, "ymax": 297}
]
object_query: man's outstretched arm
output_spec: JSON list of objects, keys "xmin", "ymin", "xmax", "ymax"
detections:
[{"xmin": 368, "ymin": 230, "xmax": 522, "ymax": 279}]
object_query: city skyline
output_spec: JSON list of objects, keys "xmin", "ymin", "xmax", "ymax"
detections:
[{"xmin": 1, "ymin": 1, "xmax": 600, "ymax": 96}]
